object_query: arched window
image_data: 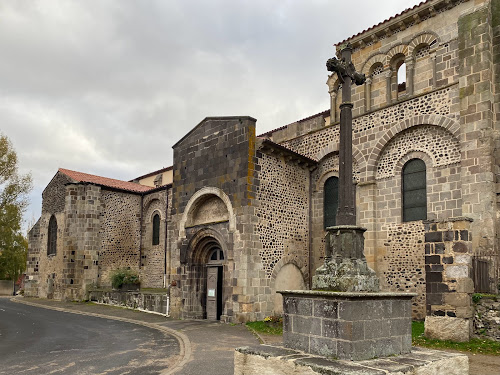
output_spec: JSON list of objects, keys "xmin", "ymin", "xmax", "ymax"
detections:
[
  {"xmin": 324, "ymin": 176, "xmax": 339, "ymax": 228},
  {"xmin": 397, "ymin": 62, "xmax": 406, "ymax": 92},
  {"xmin": 152, "ymin": 213, "xmax": 160, "ymax": 246},
  {"xmin": 403, "ymin": 159, "xmax": 427, "ymax": 222},
  {"xmin": 47, "ymin": 215, "xmax": 57, "ymax": 256},
  {"xmin": 209, "ymin": 248, "xmax": 224, "ymax": 263}
]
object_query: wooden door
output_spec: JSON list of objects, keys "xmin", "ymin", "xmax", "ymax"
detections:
[{"xmin": 206, "ymin": 266, "xmax": 218, "ymax": 320}]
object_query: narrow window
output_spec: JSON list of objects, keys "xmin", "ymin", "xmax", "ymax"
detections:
[
  {"xmin": 152, "ymin": 213, "xmax": 160, "ymax": 246},
  {"xmin": 324, "ymin": 176, "xmax": 339, "ymax": 228},
  {"xmin": 397, "ymin": 62, "xmax": 406, "ymax": 92},
  {"xmin": 403, "ymin": 159, "xmax": 427, "ymax": 222},
  {"xmin": 47, "ymin": 215, "xmax": 57, "ymax": 256}
]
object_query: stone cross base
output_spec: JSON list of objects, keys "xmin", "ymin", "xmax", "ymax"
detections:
[
  {"xmin": 235, "ymin": 346, "xmax": 469, "ymax": 375},
  {"xmin": 312, "ymin": 226, "xmax": 379, "ymax": 292},
  {"xmin": 279, "ymin": 290, "xmax": 416, "ymax": 361},
  {"xmin": 312, "ymin": 257, "xmax": 380, "ymax": 292}
]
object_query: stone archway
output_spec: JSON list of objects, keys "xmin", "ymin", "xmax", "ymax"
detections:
[{"xmin": 183, "ymin": 228, "xmax": 229, "ymax": 320}]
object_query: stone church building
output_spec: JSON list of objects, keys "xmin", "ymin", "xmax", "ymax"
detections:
[{"xmin": 26, "ymin": 0, "xmax": 500, "ymax": 324}]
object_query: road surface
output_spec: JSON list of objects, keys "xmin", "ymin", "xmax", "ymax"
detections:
[{"xmin": 0, "ymin": 297, "xmax": 179, "ymax": 375}]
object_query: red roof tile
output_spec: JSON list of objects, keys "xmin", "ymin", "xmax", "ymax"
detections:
[
  {"xmin": 59, "ymin": 168, "xmax": 153, "ymax": 193},
  {"xmin": 336, "ymin": 1, "xmax": 428, "ymax": 45}
]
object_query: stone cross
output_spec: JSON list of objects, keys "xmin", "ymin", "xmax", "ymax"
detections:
[{"xmin": 326, "ymin": 43, "xmax": 366, "ymax": 226}]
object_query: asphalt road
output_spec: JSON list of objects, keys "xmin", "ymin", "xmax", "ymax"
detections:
[{"xmin": 0, "ymin": 298, "xmax": 180, "ymax": 375}]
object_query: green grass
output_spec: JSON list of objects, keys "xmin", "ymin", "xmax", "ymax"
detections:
[
  {"xmin": 246, "ymin": 320, "xmax": 283, "ymax": 335},
  {"xmin": 412, "ymin": 321, "xmax": 500, "ymax": 356},
  {"xmin": 472, "ymin": 293, "xmax": 498, "ymax": 303},
  {"xmin": 246, "ymin": 320, "xmax": 500, "ymax": 356}
]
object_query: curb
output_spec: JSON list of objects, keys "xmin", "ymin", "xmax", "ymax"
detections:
[{"xmin": 11, "ymin": 297, "xmax": 192, "ymax": 375}]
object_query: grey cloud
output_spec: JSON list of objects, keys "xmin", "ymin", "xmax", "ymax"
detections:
[{"xmin": 0, "ymin": 0, "xmax": 422, "ymax": 229}]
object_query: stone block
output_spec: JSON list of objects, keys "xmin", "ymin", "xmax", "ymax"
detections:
[
  {"xmin": 444, "ymin": 293, "xmax": 471, "ymax": 308},
  {"xmin": 313, "ymin": 299, "xmax": 338, "ymax": 318},
  {"xmin": 390, "ymin": 317, "xmax": 411, "ymax": 337},
  {"xmin": 284, "ymin": 296, "xmax": 312, "ymax": 316},
  {"xmin": 309, "ymin": 336, "xmax": 336, "ymax": 358},
  {"xmin": 322, "ymin": 319, "xmax": 338, "ymax": 337},
  {"xmin": 425, "ymin": 232, "xmax": 442, "ymax": 242},
  {"xmin": 364, "ymin": 319, "xmax": 390, "ymax": 339},
  {"xmin": 293, "ymin": 315, "xmax": 322, "ymax": 336},
  {"xmin": 425, "ymin": 316, "xmax": 471, "ymax": 342},
  {"xmin": 445, "ymin": 265, "xmax": 469, "ymax": 279},
  {"xmin": 283, "ymin": 331, "xmax": 309, "ymax": 352}
]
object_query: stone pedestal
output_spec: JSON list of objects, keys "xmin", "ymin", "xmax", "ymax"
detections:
[
  {"xmin": 312, "ymin": 226, "xmax": 379, "ymax": 292},
  {"xmin": 279, "ymin": 290, "xmax": 415, "ymax": 361}
]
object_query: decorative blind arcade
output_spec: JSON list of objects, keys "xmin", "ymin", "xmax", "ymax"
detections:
[
  {"xmin": 403, "ymin": 159, "xmax": 427, "ymax": 222},
  {"xmin": 324, "ymin": 176, "xmax": 339, "ymax": 228}
]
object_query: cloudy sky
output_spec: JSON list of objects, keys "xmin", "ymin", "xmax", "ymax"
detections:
[{"xmin": 0, "ymin": 0, "xmax": 423, "ymax": 230}]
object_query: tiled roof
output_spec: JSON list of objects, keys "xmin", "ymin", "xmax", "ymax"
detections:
[
  {"xmin": 131, "ymin": 166, "xmax": 173, "ymax": 182},
  {"xmin": 59, "ymin": 168, "xmax": 153, "ymax": 193},
  {"xmin": 258, "ymin": 109, "xmax": 329, "ymax": 138},
  {"xmin": 336, "ymin": 0, "xmax": 429, "ymax": 45}
]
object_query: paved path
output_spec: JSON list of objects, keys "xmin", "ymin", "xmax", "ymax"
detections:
[
  {"xmin": 8, "ymin": 297, "xmax": 259, "ymax": 375},
  {"xmin": 0, "ymin": 297, "xmax": 179, "ymax": 375}
]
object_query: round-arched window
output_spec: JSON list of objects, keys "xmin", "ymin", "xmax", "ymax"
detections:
[{"xmin": 152, "ymin": 213, "xmax": 160, "ymax": 246}]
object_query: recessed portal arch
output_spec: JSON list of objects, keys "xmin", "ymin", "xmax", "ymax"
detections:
[{"xmin": 185, "ymin": 228, "xmax": 229, "ymax": 321}]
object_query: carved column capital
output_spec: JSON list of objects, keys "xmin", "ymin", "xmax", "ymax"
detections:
[
  {"xmin": 384, "ymin": 69, "xmax": 393, "ymax": 79},
  {"xmin": 405, "ymin": 58, "xmax": 415, "ymax": 68},
  {"xmin": 365, "ymin": 77, "xmax": 372, "ymax": 85}
]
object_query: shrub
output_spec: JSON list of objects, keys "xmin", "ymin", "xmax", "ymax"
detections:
[{"xmin": 110, "ymin": 268, "xmax": 140, "ymax": 289}]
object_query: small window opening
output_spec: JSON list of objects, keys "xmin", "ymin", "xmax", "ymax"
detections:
[
  {"xmin": 397, "ymin": 62, "xmax": 406, "ymax": 92},
  {"xmin": 402, "ymin": 159, "xmax": 427, "ymax": 222},
  {"xmin": 324, "ymin": 176, "xmax": 339, "ymax": 228},
  {"xmin": 47, "ymin": 215, "xmax": 57, "ymax": 256},
  {"xmin": 152, "ymin": 213, "xmax": 160, "ymax": 245}
]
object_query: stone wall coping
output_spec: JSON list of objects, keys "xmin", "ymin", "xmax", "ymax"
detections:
[
  {"xmin": 423, "ymin": 216, "xmax": 473, "ymax": 223},
  {"xmin": 325, "ymin": 225, "xmax": 367, "ymax": 231},
  {"xmin": 235, "ymin": 345, "xmax": 469, "ymax": 375},
  {"xmin": 278, "ymin": 290, "xmax": 417, "ymax": 299}
]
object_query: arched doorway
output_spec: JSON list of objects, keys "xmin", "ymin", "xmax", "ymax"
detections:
[
  {"xmin": 207, "ymin": 247, "xmax": 224, "ymax": 320},
  {"xmin": 189, "ymin": 234, "xmax": 226, "ymax": 321}
]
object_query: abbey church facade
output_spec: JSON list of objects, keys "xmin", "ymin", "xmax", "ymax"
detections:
[{"xmin": 26, "ymin": 0, "xmax": 500, "ymax": 323}]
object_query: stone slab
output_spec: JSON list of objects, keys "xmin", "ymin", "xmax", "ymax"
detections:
[
  {"xmin": 425, "ymin": 316, "xmax": 471, "ymax": 342},
  {"xmin": 235, "ymin": 345, "xmax": 469, "ymax": 375}
]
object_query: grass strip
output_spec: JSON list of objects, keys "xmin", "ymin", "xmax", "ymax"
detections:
[{"xmin": 412, "ymin": 321, "xmax": 500, "ymax": 356}]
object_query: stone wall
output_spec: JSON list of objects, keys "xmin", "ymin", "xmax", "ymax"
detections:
[
  {"xmin": 260, "ymin": 0, "xmax": 500, "ymax": 322},
  {"xmin": 169, "ymin": 117, "xmax": 258, "ymax": 322},
  {"xmin": 424, "ymin": 218, "xmax": 474, "ymax": 341},
  {"xmin": 63, "ymin": 184, "xmax": 103, "ymax": 300},
  {"xmin": 140, "ymin": 188, "xmax": 170, "ymax": 288},
  {"xmin": 0, "ymin": 280, "xmax": 14, "ymax": 295},
  {"xmin": 474, "ymin": 295, "xmax": 500, "ymax": 340},
  {"xmin": 255, "ymin": 150, "xmax": 310, "ymax": 314},
  {"xmin": 98, "ymin": 190, "xmax": 142, "ymax": 287},
  {"xmin": 88, "ymin": 290, "xmax": 169, "ymax": 316},
  {"xmin": 25, "ymin": 219, "xmax": 40, "ymax": 297},
  {"xmin": 458, "ymin": 2, "xmax": 498, "ymax": 262},
  {"xmin": 42, "ymin": 171, "xmax": 73, "ymax": 215}
]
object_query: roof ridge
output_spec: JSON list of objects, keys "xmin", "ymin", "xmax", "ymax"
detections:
[{"xmin": 58, "ymin": 168, "xmax": 153, "ymax": 193}]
